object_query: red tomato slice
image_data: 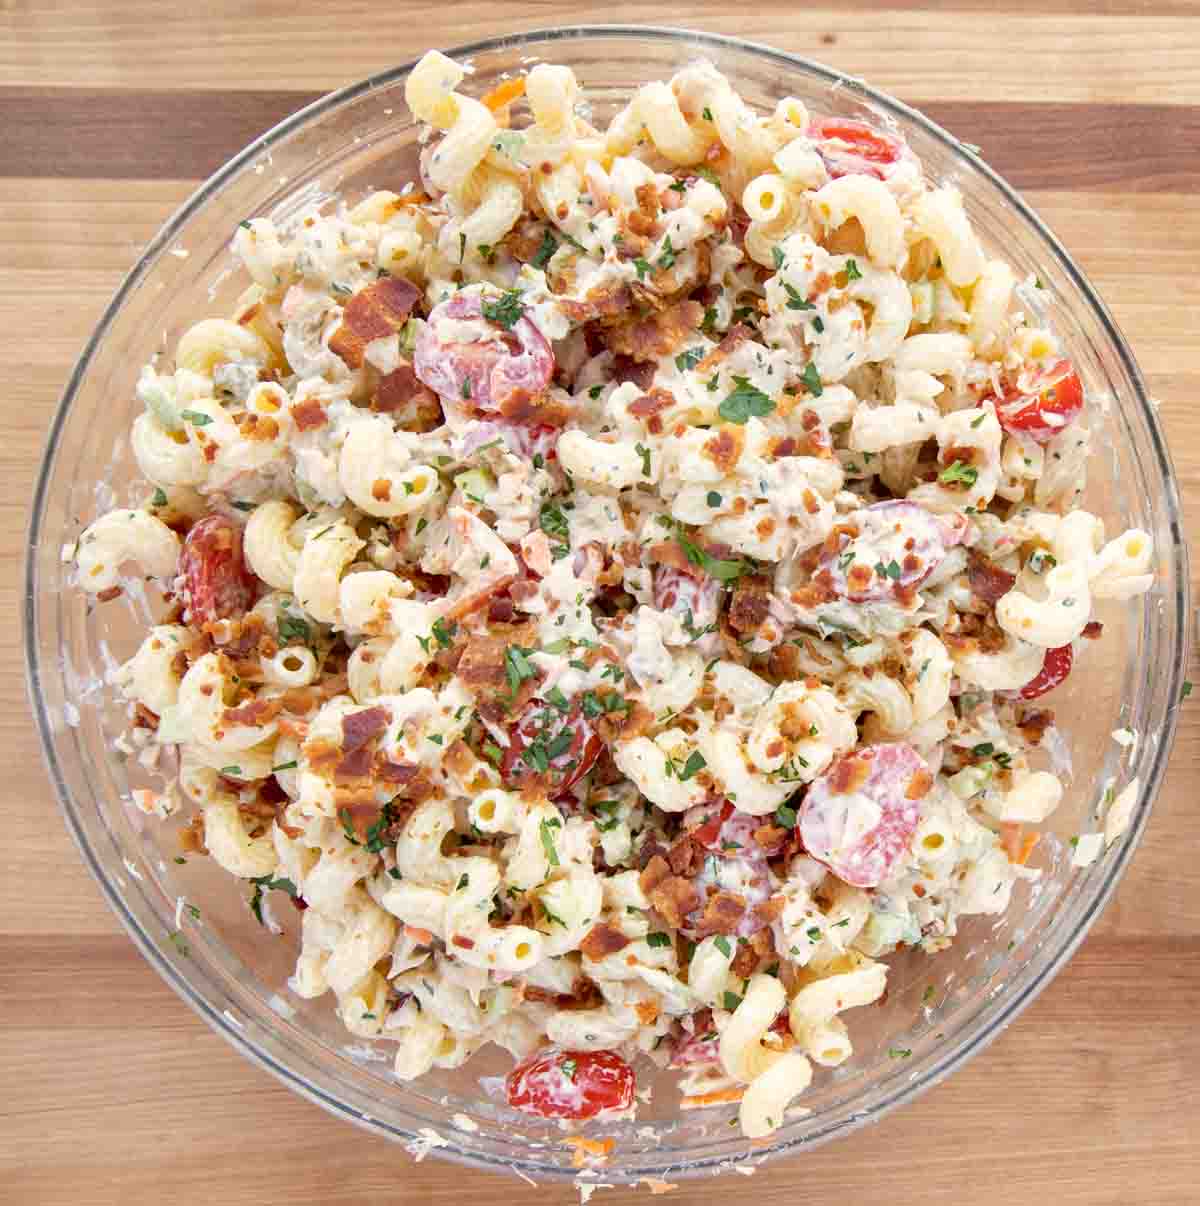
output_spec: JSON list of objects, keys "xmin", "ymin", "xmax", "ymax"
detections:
[
  {"xmin": 993, "ymin": 360, "xmax": 1085, "ymax": 445},
  {"xmin": 799, "ymin": 742, "xmax": 931, "ymax": 888},
  {"xmin": 818, "ymin": 500, "xmax": 964, "ymax": 605},
  {"xmin": 652, "ymin": 566, "xmax": 722, "ymax": 630},
  {"xmin": 1019, "ymin": 643, "xmax": 1073, "ymax": 700},
  {"xmin": 178, "ymin": 515, "xmax": 256, "ymax": 627},
  {"xmin": 506, "ymin": 1048, "xmax": 635, "ymax": 1120},
  {"xmin": 669, "ymin": 1009, "xmax": 720, "ymax": 1069},
  {"xmin": 501, "ymin": 697, "xmax": 603, "ymax": 798},
  {"xmin": 414, "ymin": 290, "xmax": 554, "ymax": 417},
  {"xmin": 809, "ymin": 115, "xmax": 907, "ymax": 179}
]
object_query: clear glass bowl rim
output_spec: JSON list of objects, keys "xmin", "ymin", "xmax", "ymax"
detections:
[{"xmin": 23, "ymin": 23, "xmax": 1190, "ymax": 1181}]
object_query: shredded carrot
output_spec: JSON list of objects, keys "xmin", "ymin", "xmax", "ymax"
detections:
[
  {"xmin": 482, "ymin": 76, "xmax": 526, "ymax": 113},
  {"xmin": 1000, "ymin": 822, "xmax": 1026, "ymax": 863},
  {"xmin": 562, "ymin": 1135, "xmax": 614, "ymax": 1167},
  {"xmin": 680, "ymin": 1086, "xmax": 745, "ymax": 1109},
  {"xmin": 1015, "ymin": 831, "xmax": 1039, "ymax": 865},
  {"xmin": 403, "ymin": 925, "xmax": 435, "ymax": 946}
]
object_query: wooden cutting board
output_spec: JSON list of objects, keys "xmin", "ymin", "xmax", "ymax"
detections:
[{"xmin": 1, "ymin": 3, "xmax": 1197, "ymax": 1203}]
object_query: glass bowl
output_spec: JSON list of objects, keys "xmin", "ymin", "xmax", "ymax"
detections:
[{"xmin": 24, "ymin": 24, "xmax": 1190, "ymax": 1183}]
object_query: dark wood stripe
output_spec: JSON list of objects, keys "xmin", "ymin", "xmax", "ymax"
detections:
[{"xmin": 2, "ymin": 88, "xmax": 1196, "ymax": 192}]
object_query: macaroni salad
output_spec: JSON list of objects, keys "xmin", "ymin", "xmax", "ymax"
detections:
[{"xmin": 74, "ymin": 52, "xmax": 1154, "ymax": 1139}]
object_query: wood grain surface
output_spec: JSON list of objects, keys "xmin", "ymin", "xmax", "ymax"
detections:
[{"xmin": 2, "ymin": 3, "xmax": 1197, "ymax": 1204}]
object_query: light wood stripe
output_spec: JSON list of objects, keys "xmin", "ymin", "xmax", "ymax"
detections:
[
  {"xmin": 1, "ymin": 8, "xmax": 1199, "ymax": 104},
  {"xmin": 2, "ymin": 89, "xmax": 1198, "ymax": 192}
]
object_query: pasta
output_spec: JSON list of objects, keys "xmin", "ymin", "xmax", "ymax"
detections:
[{"xmin": 74, "ymin": 51, "xmax": 1154, "ymax": 1141}]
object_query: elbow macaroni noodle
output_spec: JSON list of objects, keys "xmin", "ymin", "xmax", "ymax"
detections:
[{"xmin": 74, "ymin": 51, "xmax": 1154, "ymax": 1140}]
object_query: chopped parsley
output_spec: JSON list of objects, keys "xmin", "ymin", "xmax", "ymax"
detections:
[
  {"xmin": 646, "ymin": 932, "xmax": 672, "ymax": 949},
  {"xmin": 635, "ymin": 442, "xmax": 652, "ymax": 477},
  {"xmin": 277, "ymin": 614, "xmax": 310, "ymax": 645},
  {"xmin": 657, "ymin": 236, "xmax": 677, "ymax": 271},
  {"xmin": 783, "ymin": 282, "xmax": 815, "ymax": 311},
  {"xmin": 844, "ymin": 259, "xmax": 863, "ymax": 281},
  {"xmin": 179, "ymin": 409, "xmax": 212, "ymax": 427},
  {"xmin": 151, "ymin": 487, "xmax": 168, "ymax": 507},
  {"xmin": 1183, "ymin": 681, "xmax": 1194, "ymax": 700},
  {"xmin": 772, "ymin": 246, "xmax": 786, "ymax": 271},
  {"xmin": 675, "ymin": 346, "xmax": 705, "ymax": 373},
  {"xmin": 430, "ymin": 617, "xmax": 457, "ymax": 649},
  {"xmin": 719, "ymin": 375, "xmax": 775, "ymax": 424},
  {"xmin": 633, "ymin": 257, "xmax": 652, "ymax": 280},
  {"xmin": 706, "ymin": 490, "xmax": 722, "ymax": 508},
  {"xmin": 539, "ymin": 500, "xmax": 570, "ymax": 542},
  {"xmin": 539, "ymin": 817, "xmax": 561, "ymax": 866},
  {"xmin": 678, "ymin": 750, "xmax": 706, "ymax": 781},
  {"xmin": 800, "ymin": 361, "xmax": 823, "ymax": 397},
  {"xmin": 530, "ymin": 227, "xmax": 559, "ymax": 269},
  {"xmin": 775, "ymin": 803, "xmax": 797, "ymax": 829},
  {"xmin": 677, "ymin": 532, "xmax": 746, "ymax": 582},
  {"xmin": 888, "ymin": 1047, "xmax": 913, "ymax": 1059},
  {"xmin": 481, "ymin": 289, "xmax": 525, "ymax": 330},
  {"xmin": 271, "ymin": 760, "xmax": 298, "ymax": 773},
  {"xmin": 874, "ymin": 559, "xmax": 902, "ymax": 581},
  {"xmin": 939, "ymin": 460, "xmax": 979, "ymax": 487},
  {"xmin": 248, "ymin": 873, "xmax": 299, "ymax": 926},
  {"xmin": 714, "ymin": 935, "xmax": 732, "ymax": 957},
  {"xmin": 504, "ymin": 645, "xmax": 537, "ymax": 695},
  {"xmin": 722, "ymin": 991, "xmax": 743, "ymax": 1011}
]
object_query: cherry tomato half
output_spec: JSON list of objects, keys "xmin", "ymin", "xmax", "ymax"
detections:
[
  {"xmin": 506, "ymin": 1048, "xmax": 635, "ymax": 1120},
  {"xmin": 501, "ymin": 697, "xmax": 603, "ymax": 798},
  {"xmin": 1019, "ymin": 643, "xmax": 1073, "ymax": 700},
  {"xmin": 809, "ymin": 115, "xmax": 907, "ymax": 179},
  {"xmin": 993, "ymin": 360, "xmax": 1085, "ymax": 445},
  {"xmin": 178, "ymin": 515, "xmax": 256, "ymax": 627},
  {"xmin": 799, "ymin": 742, "xmax": 931, "ymax": 889}
]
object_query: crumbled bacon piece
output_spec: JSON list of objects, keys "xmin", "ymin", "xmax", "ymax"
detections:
[
  {"xmin": 291, "ymin": 397, "xmax": 328, "ymax": 431},
  {"xmin": 728, "ymin": 575, "xmax": 772, "ymax": 633},
  {"xmin": 222, "ymin": 696, "xmax": 283, "ymax": 727},
  {"xmin": 456, "ymin": 633, "xmax": 512, "ymax": 692},
  {"xmin": 372, "ymin": 362, "xmax": 441, "ymax": 430},
  {"xmin": 639, "ymin": 854, "xmax": 699, "ymax": 929},
  {"xmin": 335, "ymin": 745, "xmax": 374, "ymax": 781},
  {"xmin": 610, "ymin": 354, "xmax": 655, "ymax": 390},
  {"xmin": 628, "ymin": 388, "xmax": 675, "ymax": 419},
  {"xmin": 1017, "ymin": 708, "xmax": 1055, "ymax": 746},
  {"xmin": 497, "ymin": 388, "xmax": 569, "ymax": 427},
  {"xmin": 376, "ymin": 758, "xmax": 421, "ymax": 783},
  {"xmin": 328, "ymin": 277, "xmax": 421, "ymax": 368},
  {"xmin": 694, "ymin": 324, "xmax": 753, "ymax": 375},
  {"xmin": 666, "ymin": 833, "xmax": 701, "ymax": 877},
  {"xmin": 560, "ymin": 281, "xmax": 632, "ymax": 324},
  {"xmin": 692, "ymin": 890, "xmax": 746, "ymax": 938},
  {"xmin": 342, "ymin": 706, "xmax": 390, "ymax": 753},
  {"xmin": 967, "ymin": 552, "xmax": 1017, "ymax": 606},
  {"xmin": 756, "ymin": 894, "xmax": 788, "ymax": 923},
  {"xmin": 133, "ymin": 702, "xmax": 159, "ymax": 731},
  {"xmin": 179, "ymin": 812, "xmax": 208, "ymax": 855},
  {"xmin": 1082, "ymin": 620, "xmax": 1104, "ymax": 640},
  {"xmin": 580, "ymin": 923, "xmax": 632, "ymax": 960},
  {"xmin": 702, "ymin": 426, "xmax": 744, "ymax": 475},
  {"xmin": 96, "ymin": 585, "xmax": 123, "ymax": 603},
  {"xmin": 605, "ymin": 300, "xmax": 703, "ymax": 363}
]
